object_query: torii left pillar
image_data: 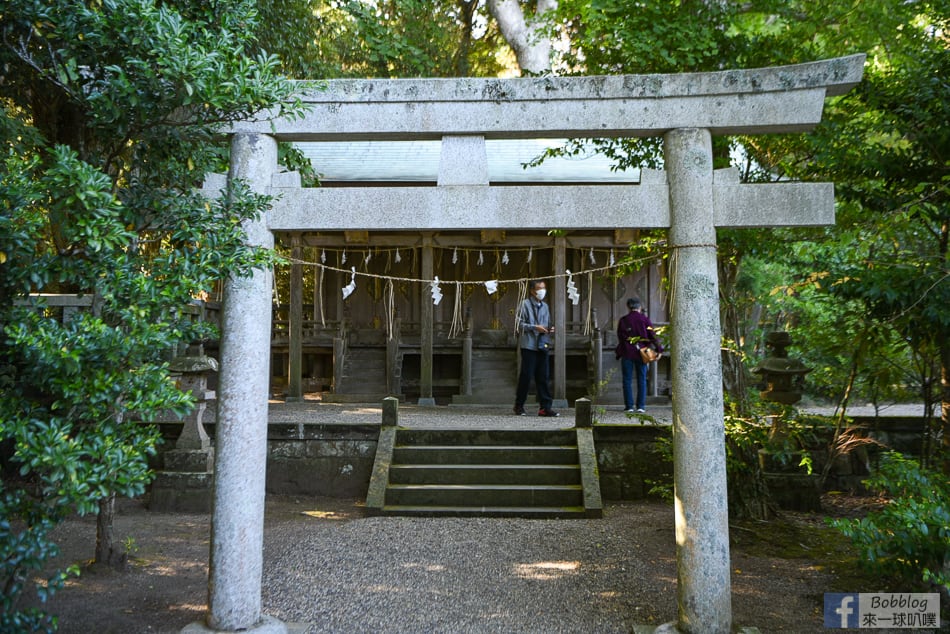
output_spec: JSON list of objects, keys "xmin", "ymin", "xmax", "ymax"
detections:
[{"xmin": 184, "ymin": 133, "xmax": 287, "ymax": 634}]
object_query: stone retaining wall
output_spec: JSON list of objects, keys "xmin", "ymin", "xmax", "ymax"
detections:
[
  {"xmin": 152, "ymin": 422, "xmax": 672, "ymax": 501},
  {"xmin": 149, "ymin": 414, "xmax": 926, "ymax": 504}
]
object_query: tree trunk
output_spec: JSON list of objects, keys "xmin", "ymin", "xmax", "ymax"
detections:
[
  {"xmin": 454, "ymin": 0, "xmax": 478, "ymax": 76},
  {"xmin": 95, "ymin": 492, "xmax": 128, "ymax": 571},
  {"xmin": 942, "ymin": 342, "xmax": 949, "ymax": 475},
  {"xmin": 726, "ymin": 438, "xmax": 777, "ymax": 521},
  {"xmin": 718, "ymin": 256, "xmax": 750, "ymax": 415},
  {"xmin": 486, "ymin": 0, "xmax": 557, "ymax": 74},
  {"xmin": 940, "ymin": 219, "xmax": 949, "ymax": 475}
]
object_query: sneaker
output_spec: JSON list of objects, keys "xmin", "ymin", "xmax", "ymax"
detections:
[
  {"xmin": 624, "ymin": 408, "xmax": 635, "ymax": 413},
  {"xmin": 538, "ymin": 409, "xmax": 560, "ymax": 417},
  {"xmin": 636, "ymin": 408, "xmax": 646, "ymax": 413},
  {"xmin": 513, "ymin": 406, "xmax": 526, "ymax": 416}
]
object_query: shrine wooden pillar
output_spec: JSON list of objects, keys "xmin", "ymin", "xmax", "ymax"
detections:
[
  {"xmin": 553, "ymin": 235, "xmax": 568, "ymax": 407},
  {"xmin": 287, "ymin": 234, "xmax": 303, "ymax": 400},
  {"xmin": 419, "ymin": 234, "xmax": 435, "ymax": 405}
]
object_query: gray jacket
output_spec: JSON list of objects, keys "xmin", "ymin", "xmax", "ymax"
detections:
[{"xmin": 518, "ymin": 298, "xmax": 551, "ymax": 350}]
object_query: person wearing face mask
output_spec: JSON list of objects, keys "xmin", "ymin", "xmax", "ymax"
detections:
[{"xmin": 514, "ymin": 279, "xmax": 559, "ymax": 417}]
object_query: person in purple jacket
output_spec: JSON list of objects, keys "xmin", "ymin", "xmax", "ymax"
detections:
[{"xmin": 616, "ymin": 297, "xmax": 663, "ymax": 413}]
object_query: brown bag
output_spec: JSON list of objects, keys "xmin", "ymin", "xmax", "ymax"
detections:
[{"xmin": 639, "ymin": 346, "xmax": 658, "ymax": 364}]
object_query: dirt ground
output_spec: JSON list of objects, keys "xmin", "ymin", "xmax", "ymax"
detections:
[{"xmin": 18, "ymin": 493, "xmax": 905, "ymax": 634}]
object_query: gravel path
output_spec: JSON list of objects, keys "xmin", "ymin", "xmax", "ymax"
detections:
[
  {"xmin": 261, "ymin": 500, "xmax": 679, "ymax": 634},
  {"xmin": 265, "ymin": 400, "xmax": 674, "ymax": 429},
  {"xmin": 255, "ymin": 495, "xmax": 842, "ymax": 634},
  {"xmin": 37, "ymin": 494, "xmax": 840, "ymax": 633}
]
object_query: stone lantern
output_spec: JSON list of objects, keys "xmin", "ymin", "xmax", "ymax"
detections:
[
  {"xmin": 752, "ymin": 331, "xmax": 811, "ymax": 405},
  {"xmin": 168, "ymin": 354, "xmax": 218, "ymax": 452},
  {"xmin": 149, "ymin": 354, "xmax": 218, "ymax": 512},
  {"xmin": 753, "ymin": 331, "xmax": 821, "ymax": 512}
]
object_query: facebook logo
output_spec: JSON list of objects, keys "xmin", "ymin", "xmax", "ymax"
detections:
[
  {"xmin": 825, "ymin": 593, "xmax": 860, "ymax": 628},
  {"xmin": 823, "ymin": 592, "xmax": 940, "ymax": 628}
]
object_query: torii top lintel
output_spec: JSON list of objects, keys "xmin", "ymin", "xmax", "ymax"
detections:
[{"xmin": 231, "ymin": 55, "xmax": 865, "ymax": 141}]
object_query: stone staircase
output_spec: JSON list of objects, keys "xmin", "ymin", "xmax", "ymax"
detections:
[{"xmin": 367, "ymin": 427, "xmax": 602, "ymax": 518}]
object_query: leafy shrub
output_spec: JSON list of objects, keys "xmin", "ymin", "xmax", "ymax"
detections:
[
  {"xmin": 828, "ymin": 452, "xmax": 950, "ymax": 592},
  {"xmin": 0, "ymin": 492, "xmax": 79, "ymax": 634}
]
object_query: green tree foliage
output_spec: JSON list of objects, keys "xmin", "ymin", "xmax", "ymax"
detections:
[
  {"xmin": 256, "ymin": 0, "xmax": 508, "ymax": 78},
  {"xmin": 737, "ymin": 0, "xmax": 949, "ymax": 465},
  {"xmin": 549, "ymin": 3, "xmax": 948, "ymax": 537},
  {"xmin": 558, "ymin": 0, "xmax": 745, "ymax": 73},
  {"xmin": 555, "ymin": 1, "xmax": 948, "ymax": 447},
  {"xmin": 0, "ymin": 1, "xmax": 301, "ymax": 629},
  {"xmin": 829, "ymin": 452, "xmax": 950, "ymax": 594}
]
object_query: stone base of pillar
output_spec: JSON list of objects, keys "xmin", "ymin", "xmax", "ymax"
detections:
[
  {"xmin": 182, "ymin": 615, "xmax": 301, "ymax": 634},
  {"xmin": 632, "ymin": 623, "xmax": 762, "ymax": 633},
  {"xmin": 416, "ymin": 397, "xmax": 437, "ymax": 406}
]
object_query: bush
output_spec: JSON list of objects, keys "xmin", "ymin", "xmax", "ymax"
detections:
[{"xmin": 828, "ymin": 452, "xmax": 950, "ymax": 593}]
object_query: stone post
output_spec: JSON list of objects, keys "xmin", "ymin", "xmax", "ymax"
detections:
[
  {"xmin": 197, "ymin": 133, "xmax": 286, "ymax": 634},
  {"xmin": 574, "ymin": 397, "xmax": 592, "ymax": 428},
  {"xmin": 665, "ymin": 128, "xmax": 731, "ymax": 633},
  {"xmin": 382, "ymin": 395, "xmax": 399, "ymax": 426}
]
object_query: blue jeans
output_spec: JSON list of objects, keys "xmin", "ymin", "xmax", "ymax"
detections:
[
  {"xmin": 516, "ymin": 348, "xmax": 553, "ymax": 411},
  {"xmin": 621, "ymin": 356, "xmax": 648, "ymax": 410}
]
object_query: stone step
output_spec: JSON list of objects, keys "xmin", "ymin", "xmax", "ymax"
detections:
[
  {"xmin": 321, "ymin": 392, "xmax": 393, "ymax": 403},
  {"xmin": 388, "ymin": 463, "xmax": 581, "ymax": 486},
  {"xmin": 366, "ymin": 426, "xmax": 602, "ymax": 519},
  {"xmin": 378, "ymin": 504, "xmax": 587, "ymax": 518},
  {"xmin": 385, "ymin": 483, "xmax": 584, "ymax": 507},
  {"xmin": 396, "ymin": 429, "xmax": 576, "ymax": 446},
  {"xmin": 391, "ymin": 445, "xmax": 578, "ymax": 466},
  {"xmin": 338, "ymin": 348, "xmax": 388, "ymax": 396},
  {"xmin": 340, "ymin": 368, "xmax": 386, "ymax": 379}
]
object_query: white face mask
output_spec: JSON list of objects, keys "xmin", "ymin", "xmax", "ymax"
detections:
[{"xmin": 535, "ymin": 289, "xmax": 546, "ymax": 301}]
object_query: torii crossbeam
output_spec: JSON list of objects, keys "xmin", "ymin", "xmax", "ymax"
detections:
[{"xmin": 192, "ymin": 55, "xmax": 865, "ymax": 634}]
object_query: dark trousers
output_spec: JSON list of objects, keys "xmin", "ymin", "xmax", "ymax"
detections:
[
  {"xmin": 621, "ymin": 356, "xmax": 648, "ymax": 410},
  {"xmin": 515, "ymin": 347, "xmax": 553, "ymax": 411}
]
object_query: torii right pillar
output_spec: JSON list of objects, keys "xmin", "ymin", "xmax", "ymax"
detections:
[{"xmin": 665, "ymin": 127, "xmax": 731, "ymax": 631}]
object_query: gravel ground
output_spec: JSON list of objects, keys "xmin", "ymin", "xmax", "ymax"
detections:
[
  {"xmin": 265, "ymin": 399, "xmax": 674, "ymax": 429},
  {"xmin": 256, "ymin": 496, "xmax": 842, "ymax": 634},
  {"xmin": 261, "ymin": 500, "xmax": 681, "ymax": 634},
  {"xmin": 36, "ymin": 494, "xmax": 846, "ymax": 634}
]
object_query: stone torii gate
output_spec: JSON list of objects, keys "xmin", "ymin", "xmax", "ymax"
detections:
[{"xmin": 189, "ymin": 55, "xmax": 865, "ymax": 634}]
